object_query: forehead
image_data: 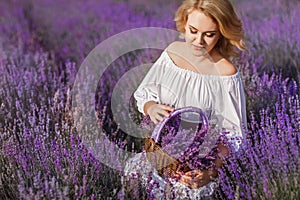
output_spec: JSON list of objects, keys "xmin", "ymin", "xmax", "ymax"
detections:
[{"xmin": 186, "ymin": 9, "xmax": 218, "ymax": 31}]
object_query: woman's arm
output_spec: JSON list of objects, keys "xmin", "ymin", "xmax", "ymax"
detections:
[{"xmin": 134, "ymin": 52, "xmax": 167, "ymax": 116}]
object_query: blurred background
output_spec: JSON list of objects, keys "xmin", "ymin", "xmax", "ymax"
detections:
[{"xmin": 0, "ymin": 0, "xmax": 299, "ymax": 199}]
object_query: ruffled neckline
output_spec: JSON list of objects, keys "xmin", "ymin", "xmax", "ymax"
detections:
[{"xmin": 162, "ymin": 50, "xmax": 240, "ymax": 80}]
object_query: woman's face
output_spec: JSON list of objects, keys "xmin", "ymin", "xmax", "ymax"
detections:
[{"xmin": 184, "ymin": 9, "xmax": 221, "ymax": 57}]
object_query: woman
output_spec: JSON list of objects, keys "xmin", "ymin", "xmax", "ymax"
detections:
[{"xmin": 125, "ymin": 0, "xmax": 247, "ymax": 198}]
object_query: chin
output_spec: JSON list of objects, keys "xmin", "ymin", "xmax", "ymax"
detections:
[{"xmin": 191, "ymin": 48, "xmax": 208, "ymax": 57}]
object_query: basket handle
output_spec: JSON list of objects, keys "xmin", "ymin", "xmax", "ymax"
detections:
[{"xmin": 151, "ymin": 106, "xmax": 209, "ymax": 143}]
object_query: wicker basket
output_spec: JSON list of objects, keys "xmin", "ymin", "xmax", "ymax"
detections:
[{"xmin": 145, "ymin": 106, "xmax": 209, "ymax": 178}]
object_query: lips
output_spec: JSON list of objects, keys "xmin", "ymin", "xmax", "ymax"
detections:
[{"xmin": 192, "ymin": 45, "xmax": 205, "ymax": 50}]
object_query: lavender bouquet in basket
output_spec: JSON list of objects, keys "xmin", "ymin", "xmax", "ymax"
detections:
[{"xmin": 145, "ymin": 107, "xmax": 223, "ymax": 178}]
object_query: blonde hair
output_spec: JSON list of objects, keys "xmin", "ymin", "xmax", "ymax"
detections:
[{"xmin": 174, "ymin": 0, "xmax": 245, "ymax": 58}]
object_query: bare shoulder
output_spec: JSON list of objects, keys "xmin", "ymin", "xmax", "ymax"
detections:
[{"xmin": 216, "ymin": 58, "xmax": 237, "ymax": 76}]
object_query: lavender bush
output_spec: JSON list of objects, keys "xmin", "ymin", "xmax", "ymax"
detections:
[
  {"xmin": 0, "ymin": 0, "xmax": 299, "ymax": 199},
  {"xmin": 236, "ymin": 0, "xmax": 300, "ymax": 81}
]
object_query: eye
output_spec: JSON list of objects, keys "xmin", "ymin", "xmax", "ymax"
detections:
[
  {"xmin": 205, "ymin": 33, "xmax": 216, "ymax": 38},
  {"xmin": 189, "ymin": 28, "xmax": 197, "ymax": 34}
]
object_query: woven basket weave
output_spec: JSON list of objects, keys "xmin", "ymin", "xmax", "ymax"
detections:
[{"xmin": 145, "ymin": 106, "xmax": 209, "ymax": 178}]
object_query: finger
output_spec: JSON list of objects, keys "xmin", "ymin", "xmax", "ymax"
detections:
[
  {"xmin": 179, "ymin": 173, "xmax": 206, "ymax": 189},
  {"xmin": 173, "ymin": 171, "xmax": 184, "ymax": 179},
  {"xmin": 195, "ymin": 173, "xmax": 203, "ymax": 179},
  {"xmin": 155, "ymin": 113, "xmax": 164, "ymax": 122},
  {"xmin": 184, "ymin": 171, "xmax": 194, "ymax": 176},
  {"xmin": 179, "ymin": 175, "xmax": 196, "ymax": 188},
  {"xmin": 183, "ymin": 173, "xmax": 203, "ymax": 183},
  {"xmin": 178, "ymin": 177, "xmax": 191, "ymax": 187},
  {"xmin": 186, "ymin": 170, "xmax": 203, "ymax": 176},
  {"xmin": 183, "ymin": 177, "xmax": 201, "ymax": 189},
  {"xmin": 158, "ymin": 109, "xmax": 172, "ymax": 118},
  {"xmin": 160, "ymin": 104, "xmax": 175, "ymax": 112},
  {"xmin": 180, "ymin": 175, "xmax": 193, "ymax": 183},
  {"xmin": 150, "ymin": 116, "xmax": 158, "ymax": 124}
]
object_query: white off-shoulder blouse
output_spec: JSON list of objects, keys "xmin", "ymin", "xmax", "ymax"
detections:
[{"xmin": 134, "ymin": 50, "xmax": 247, "ymax": 151}]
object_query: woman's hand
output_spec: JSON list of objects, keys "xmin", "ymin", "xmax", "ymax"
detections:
[
  {"xmin": 174, "ymin": 169, "xmax": 218, "ymax": 189},
  {"xmin": 144, "ymin": 101, "xmax": 174, "ymax": 124}
]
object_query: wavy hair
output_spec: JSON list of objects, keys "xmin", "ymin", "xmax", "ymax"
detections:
[{"xmin": 174, "ymin": 0, "xmax": 245, "ymax": 58}]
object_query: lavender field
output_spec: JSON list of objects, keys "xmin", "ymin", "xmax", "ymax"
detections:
[{"xmin": 0, "ymin": 0, "xmax": 299, "ymax": 199}]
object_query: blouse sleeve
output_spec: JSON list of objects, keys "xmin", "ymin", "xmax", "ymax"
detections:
[
  {"xmin": 214, "ymin": 75, "xmax": 247, "ymax": 152},
  {"xmin": 133, "ymin": 52, "xmax": 165, "ymax": 115}
]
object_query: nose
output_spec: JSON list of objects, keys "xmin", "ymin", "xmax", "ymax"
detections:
[{"xmin": 196, "ymin": 33, "xmax": 204, "ymax": 45}]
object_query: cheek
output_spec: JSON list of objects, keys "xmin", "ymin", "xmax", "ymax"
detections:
[
  {"xmin": 206, "ymin": 37, "xmax": 219, "ymax": 46},
  {"xmin": 184, "ymin": 32, "xmax": 195, "ymax": 42},
  {"xmin": 184, "ymin": 33, "xmax": 190, "ymax": 41},
  {"xmin": 184, "ymin": 26, "xmax": 195, "ymax": 42}
]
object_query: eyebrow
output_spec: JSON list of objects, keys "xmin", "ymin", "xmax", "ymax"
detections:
[{"xmin": 188, "ymin": 25, "xmax": 218, "ymax": 33}]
